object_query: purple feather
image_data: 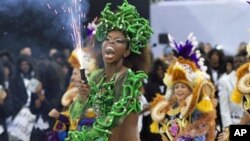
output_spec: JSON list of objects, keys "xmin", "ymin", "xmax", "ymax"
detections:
[
  {"xmin": 172, "ymin": 36, "xmax": 200, "ymax": 67},
  {"xmin": 87, "ymin": 28, "xmax": 95, "ymax": 38},
  {"xmin": 59, "ymin": 115, "xmax": 69, "ymax": 124},
  {"xmin": 78, "ymin": 118, "xmax": 95, "ymax": 127},
  {"xmin": 190, "ymin": 53, "xmax": 199, "ymax": 67}
]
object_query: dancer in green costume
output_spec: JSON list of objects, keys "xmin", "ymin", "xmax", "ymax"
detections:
[{"xmin": 66, "ymin": 0, "xmax": 153, "ymax": 141}]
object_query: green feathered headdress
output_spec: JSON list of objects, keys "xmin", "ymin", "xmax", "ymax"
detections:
[{"xmin": 96, "ymin": 0, "xmax": 153, "ymax": 54}]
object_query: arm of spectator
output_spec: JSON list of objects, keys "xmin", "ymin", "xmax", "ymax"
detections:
[
  {"xmin": 0, "ymin": 88, "xmax": 7, "ymax": 104},
  {"xmin": 30, "ymin": 93, "xmax": 40, "ymax": 114},
  {"xmin": 38, "ymin": 91, "xmax": 64, "ymax": 118},
  {"xmin": 218, "ymin": 80, "xmax": 232, "ymax": 128},
  {"xmin": 48, "ymin": 108, "xmax": 60, "ymax": 119},
  {"xmin": 8, "ymin": 78, "xmax": 25, "ymax": 115},
  {"xmin": 33, "ymin": 82, "xmax": 64, "ymax": 116}
]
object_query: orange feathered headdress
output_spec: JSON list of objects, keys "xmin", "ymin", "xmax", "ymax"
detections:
[
  {"xmin": 163, "ymin": 33, "xmax": 214, "ymax": 114},
  {"xmin": 68, "ymin": 48, "xmax": 96, "ymax": 74},
  {"xmin": 149, "ymin": 34, "xmax": 215, "ymax": 135},
  {"xmin": 68, "ymin": 49, "xmax": 81, "ymax": 68},
  {"xmin": 165, "ymin": 57, "xmax": 199, "ymax": 89},
  {"xmin": 230, "ymin": 36, "xmax": 250, "ymax": 114}
]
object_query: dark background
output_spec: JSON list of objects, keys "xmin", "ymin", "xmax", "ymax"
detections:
[{"xmin": 0, "ymin": 0, "xmax": 149, "ymax": 57}]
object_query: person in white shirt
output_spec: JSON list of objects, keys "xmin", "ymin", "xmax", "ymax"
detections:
[
  {"xmin": 218, "ymin": 55, "xmax": 246, "ymax": 128},
  {"xmin": 218, "ymin": 55, "xmax": 246, "ymax": 141}
]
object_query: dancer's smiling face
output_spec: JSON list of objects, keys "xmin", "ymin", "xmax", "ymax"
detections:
[
  {"xmin": 173, "ymin": 82, "xmax": 192, "ymax": 102},
  {"xmin": 102, "ymin": 30, "xmax": 130, "ymax": 64}
]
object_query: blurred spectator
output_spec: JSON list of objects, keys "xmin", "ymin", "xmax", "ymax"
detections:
[
  {"xmin": 233, "ymin": 54, "xmax": 246, "ymax": 69},
  {"xmin": 218, "ymin": 54, "xmax": 246, "ymax": 128},
  {"xmin": 207, "ymin": 48, "xmax": 225, "ymax": 85},
  {"xmin": 30, "ymin": 60, "xmax": 64, "ymax": 141},
  {"xmin": 140, "ymin": 59, "xmax": 167, "ymax": 141},
  {"xmin": 217, "ymin": 53, "xmax": 247, "ymax": 141},
  {"xmin": 220, "ymin": 56, "xmax": 234, "ymax": 78},
  {"xmin": 63, "ymin": 48, "xmax": 71, "ymax": 60},
  {"xmin": 197, "ymin": 42, "xmax": 212, "ymax": 57},
  {"xmin": 8, "ymin": 55, "xmax": 35, "ymax": 141},
  {"xmin": 218, "ymin": 54, "xmax": 246, "ymax": 140},
  {"xmin": 197, "ymin": 42, "xmax": 206, "ymax": 54},
  {"xmin": 47, "ymin": 67, "xmax": 81, "ymax": 141},
  {"xmin": 162, "ymin": 46, "xmax": 176, "ymax": 66},
  {"xmin": 20, "ymin": 47, "xmax": 32, "ymax": 57},
  {"xmin": 49, "ymin": 48, "xmax": 58, "ymax": 58},
  {"xmin": 0, "ymin": 50, "xmax": 14, "ymax": 65},
  {"xmin": 50, "ymin": 51, "xmax": 66, "ymax": 65},
  {"xmin": 0, "ymin": 61, "xmax": 13, "ymax": 141},
  {"xmin": 204, "ymin": 43, "xmax": 212, "ymax": 55},
  {"xmin": 0, "ymin": 84, "xmax": 8, "ymax": 141},
  {"xmin": 237, "ymin": 42, "xmax": 247, "ymax": 55},
  {"xmin": 2, "ymin": 61, "xmax": 13, "ymax": 90},
  {"xmin": 207, "ymin": 48, "xmax": 225, "ymax": 135},
  {"xmin": 144, "ymin": 59, "xmax": 167, "ymax": 102},
  {"xmin": 60, "ymin": 61, "xmax": 72, "ymax": 90},
  {"xmin": 9, "ymin": 55, "xmax": 35, "ymax": 116},
  {"xmin": 246, "ymin": 55, "xmax": 250, "ymax": 62},
  {"xmin": 225, "ymin": 56, "xmax": 234, "ymax": 74}
]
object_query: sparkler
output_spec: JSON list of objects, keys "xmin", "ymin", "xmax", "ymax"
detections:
[
  {"xmin": 46, "ymin": 0, "xmax": 90, "ymax": 83},
  {"xmin": 47, "ymin": 3, "xmax": 51, "ymax": 9},
  {"xmin": 70, "ymin": 0, "xmax": 89, "ymax": 83}
]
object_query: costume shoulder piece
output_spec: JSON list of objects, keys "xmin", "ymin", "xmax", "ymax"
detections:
[
  {"xmin": 231, "ymin": 62, "xmax": 250, "ymax": 113},
  {"xmin": 231, "ymin": 40, "xmax": 250, "ymax": 114}
]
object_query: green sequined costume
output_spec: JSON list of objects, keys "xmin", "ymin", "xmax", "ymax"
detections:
[{"xmin": 66, "ymin": 68, "xmax": 147, "ymax": 141}]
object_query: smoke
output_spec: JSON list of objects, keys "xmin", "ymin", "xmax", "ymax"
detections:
[{"xmin": 0, "ymin": 0, "xmax": 90, "ymax": 57}]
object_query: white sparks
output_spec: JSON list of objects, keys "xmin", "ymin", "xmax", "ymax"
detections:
[
  {"xmin": 47, "ymin": 3, "xmax": 51, "ymax": 9},
  {"xmin": 70, "ymin": 0, "xmax": 88, "ymax": 69}
]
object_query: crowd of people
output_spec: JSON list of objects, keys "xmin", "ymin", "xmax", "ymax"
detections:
[{"xmin": 0, "ymin": 0, "xmax": 250, "ymax": 141}]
